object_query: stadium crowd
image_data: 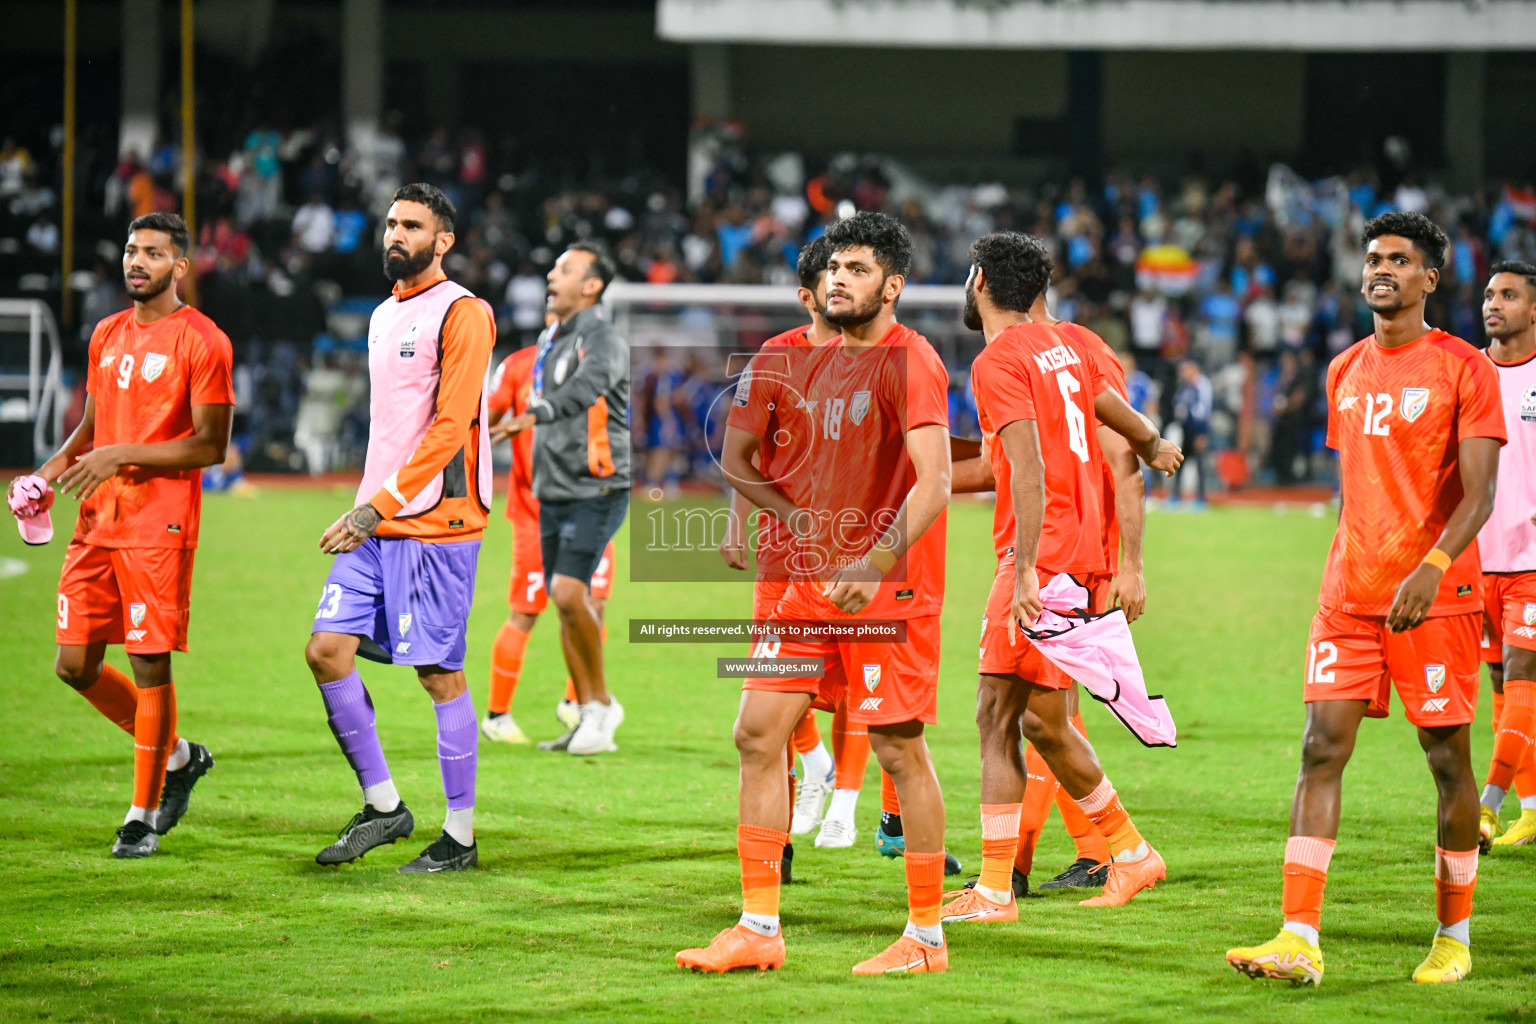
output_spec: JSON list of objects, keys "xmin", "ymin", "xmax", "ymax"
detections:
[{"xmin": 6, "ymin": 115, "xmax": 1536, "ymax": 488}]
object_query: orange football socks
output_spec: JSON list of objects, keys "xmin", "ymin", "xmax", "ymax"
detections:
[
  {"xmin": 832, "ymin": 701, "xmax": 870, "ymax": 790},
  {"xmin": 1434, "ymin": 847, "xmax": 1476, "ymax": 940},
  {"xmin": 1281, "ymin": 835, "xmax": 1335, "ymax": 932},
  {"xmin": 131, "ymin": 684, "xmax": 177, "ymax": 814},
  {"xmin": 1015, "ymin": 742, "xmax": 1055, "ymax": 874},
  {"xmin": 1060, "ymin": 714, "xmax": 1112, "ymax": 863},
  {"xmin": 80, "ymin": 663, "xmax": 142, "ymax": 735},
  {"xmin": 880, "ymin": 769, "xmax": 900, "ymax": 817},
  {"xmin": 905, "ymin": 850, "xmax": 946, "ymax": 928},
  {"xmin": 1487, "ymin": 681, "xmax": 1536, "ymax": 794},
  {"xmin": 487, "ymin": 621, "xmax": 530, "ymax": 714},
  {"xmin": 979, "ymin": 803, "xmax": 1022, "ymax": 896},
  {"xmin": 792, "ymin": 710, "xmax": 822, "ymax": 754},
  {"xmin": 1074, "ymin": 776, "xmax": 1146, "ymax": 860},
  {"xmin": 739, "ymin": 824, "xmax": 789, "ymax": 926}
]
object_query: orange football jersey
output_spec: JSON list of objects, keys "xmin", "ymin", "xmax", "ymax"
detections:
[
  {"xmin": 75, "ymin": 306, "xmax": 234, "ymax": 549},
  {"xmin": 972, "ymin": 321, "xmax": 1108, "ymax": 573},
  {"xmin": 1055, "ymin": 321, "xmax": 1128, "ymax": 571},
  {"xmin": 788, "ymin": 322, "xmax": 950, "ymax": 619},
  {"xmin": 1321, "ymin": 329, "xmax": 1505, "ymax": 616},
  {"xmin": 488, "ymin": 345, "xmax": 539, "ymax": 525},
  {"xmin": 725, "ymin": 325, "xmax": 817, "ymax": 578}
]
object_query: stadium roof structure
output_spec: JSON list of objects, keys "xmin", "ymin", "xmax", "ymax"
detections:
[{"xmin": 657, "ymin": 0, "xmax": 1536, "ymax": 50}]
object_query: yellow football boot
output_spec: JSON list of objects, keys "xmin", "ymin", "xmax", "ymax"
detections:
[
  {"xmin": 1491, "ymin": 808, "xmax": 1536, "ymax": 847},
  {"xmin": 1411, "ymin": 936, "xmax": 1470, "ymax": 984},
  {"xmin": 1226, "ymin": 929, "xmax": 1324, "ymax": 986},
  {"xmin": 1479, "ymin": 806, "xmax": 1503, "ymax": 853}
]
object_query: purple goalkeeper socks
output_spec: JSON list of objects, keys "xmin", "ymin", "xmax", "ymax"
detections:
[
  {"xmin": 434, "ymin": 690, "xmax": 478, "ymax": 811},
  {"xmin": 318, "ymin": 670, "xmax": 393, "ymax": 789}
]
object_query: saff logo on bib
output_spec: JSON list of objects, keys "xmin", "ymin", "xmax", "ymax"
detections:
[
  {"xmin": 1522, "ymin": 386, "xmax": 1536, "ymax": 423},
  {"xmin": 1401, "ymin": 388, "xmax": 1429, "ymax": 422},
  {"xmin": 141, "ymin": 353, "xmax": 167, "ymax": 382},
  {"xmin": 1425, "ymin": 664, "xmax": 1446, "ymax": 693},
  {"xmin": 401, "ymin": 321, "xmax": 419, "ymax": 358},
  {"xmin": 1524, "ymin": 602, "xmax": 1536, "ymax": 627}
]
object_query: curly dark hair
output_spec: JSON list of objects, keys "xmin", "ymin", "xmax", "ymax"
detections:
[
  {"xmin": 823, "ymin": 212, "xmax": 913, "ymax": 278},
  {"xmin": 1490, "ymin": 259, "xmax": 1536, "ymax": 296},
  {"xmin": 127, "ymin": 212, "xmax": 190, "ymax": 256},
  {"xmin": 969, "ymin": 232, "xmax": 1054, "ymax": 313},
  {"xmin": 392, "ymin": 182, "xmax": 457, "ymax": 234},
  {"xmin": 796, "ymin": 235, "xmax": 831, "ymax": 290},
  {"xmin": 1361, "ymin": 211, "xmax": 1448, "ymax": 271}
]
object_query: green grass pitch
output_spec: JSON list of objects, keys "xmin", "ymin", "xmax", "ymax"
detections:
[{"xmin": 1, "ymin": 488, "xmax": 1533, "ymax": 1023}]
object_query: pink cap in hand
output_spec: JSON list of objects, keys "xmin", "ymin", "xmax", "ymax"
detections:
[{"xmin": 9, "ymin": 475, "xmax": 55, "ymax": 545}]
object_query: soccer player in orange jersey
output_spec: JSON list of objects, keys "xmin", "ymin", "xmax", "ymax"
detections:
[
  {"xmin": 939, "ymin": 233, "xmax": 1180, "ymax": 928},
  {"xmin": 1474, "ymin": 261, "xmax": 1536, "ymax": 848},
  {"xmin": 7, "ymin": 212, "xmax": 232, "ymax": 858},
  {"xmin": 948, "ymin": 296, "xmax": 1144, "ymax": 899},
  {"xmin": 480, "ymin": 326, "xmax": 616, "ymax": 745},
  {"xmin": 678, "ymin": 213, "xmax": 954, "ymax": 975},
  {"xmin": 718, "ymin": 237, "xmax": 839, "ymax": 878},
  {"xmin": 1227, "ymin": 212, "xmax": 1503, "ymax": 986}
]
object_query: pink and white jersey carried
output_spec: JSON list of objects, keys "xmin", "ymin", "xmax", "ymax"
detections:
[
  {"xmin": 359, "ymin": 274, "xmax": 496, "ymax": 542},
  {"xmin": 1478, "ymin": 351, "xmax": 1536, "ymax": 572}
]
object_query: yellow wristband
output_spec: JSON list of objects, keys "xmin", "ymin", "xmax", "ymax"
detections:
[
  {"xmin": 1422, "ymin": 548, "xmax": 1453, "ymax": 573},
  {"xmin": 869, "ymin": 546, "xmax": 898, "ymax": 575}
]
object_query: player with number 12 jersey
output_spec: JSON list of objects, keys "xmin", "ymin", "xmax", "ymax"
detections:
[{"xmin": 1229, "ymin": 212, "xmax": 1503, "ymax": 987}]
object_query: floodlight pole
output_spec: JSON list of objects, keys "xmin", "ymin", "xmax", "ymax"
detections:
[
  {"xmin": 62, "ymin": 0, "xmax": 76, "ymax": 330},
  {"xmin": 181, "ymin": 0, "xmax": 197, "ymax": 305}
]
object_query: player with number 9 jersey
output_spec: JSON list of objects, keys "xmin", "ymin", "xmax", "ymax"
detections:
[{"xmin": 61, "ymin": 303, "xmax": 234, "ymax": 652}]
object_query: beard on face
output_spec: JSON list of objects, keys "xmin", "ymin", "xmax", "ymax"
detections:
[
  {"xmin": 962, "ymin": 281, "xmax": 982, "ymax": 331},
  {"xmin": 384, "ymin": 241, "xmax": 435, "ymax": 282},
  {"xmin": 824, "ymin": 281, "xmax": 885, "ymax": 330},
  {"xmin": 1363, "ymin": 277, "xmax": 1408, "ymax": 314},
  {"xmin": 125, "ymin": 266, "xmax": 175, "ymax": 302},
  {"xmin": 1487, "ymin": 313, "xmax": 1529, "ymax": 340},
  {"xmin": 1364, "ymin": 291, "xmax": 1405, "ymax": 314}
]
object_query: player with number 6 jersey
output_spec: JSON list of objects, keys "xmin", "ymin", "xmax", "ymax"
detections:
[
  {"xmin": 7, "ymin": 212, "xmax": 232, "ymax": 860},
  {"xmin": 481, "ymin": 333, "xmax": 615, "ymax": 746},
  {"xmin": 942, "ymin": 232, "xmax": 1181, "ymax": 931},
  {"xmin": 1228, "ymin": 212, "xmax": 1504, "ymax": 988}
]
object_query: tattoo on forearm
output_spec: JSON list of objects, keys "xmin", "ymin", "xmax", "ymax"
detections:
[{"xmin": 345, "ymin": 503, "xmax": 382, "ymax": 536}]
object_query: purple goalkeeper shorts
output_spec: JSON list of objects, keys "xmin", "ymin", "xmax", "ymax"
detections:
[{"xmin": 312, "ymin": 536, "xmax": 481, "ymax": 671}]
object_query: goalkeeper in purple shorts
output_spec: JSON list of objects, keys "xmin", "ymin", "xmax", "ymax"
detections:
[{"xmin": 303, "ymin": 184, "xmax": 497, "ymax": 873}]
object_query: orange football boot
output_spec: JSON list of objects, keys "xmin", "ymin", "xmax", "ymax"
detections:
[
  {"xmin": 676, "ymin": 925, "xmax": 786, "ymax": 973},
  {"xmin": 940, "ymin": 887, "xmax": 1018, "ymax": 923},
  {"xmin": 1079, "ymin": 847, "xmax": 1165, "ymax": 907},
  {"xmin": 851, "ymin": 935, "xmax": 949, "ymax": 975}
]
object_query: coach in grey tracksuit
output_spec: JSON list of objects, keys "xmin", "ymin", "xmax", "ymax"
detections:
[{"xmin": 505, "ymin": 241, "xmax": 630, "ymax": 753}]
